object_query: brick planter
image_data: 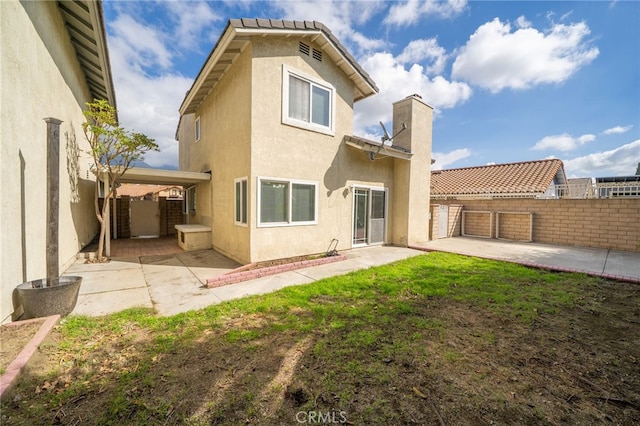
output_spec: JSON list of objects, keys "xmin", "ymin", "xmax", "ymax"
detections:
[{"xmin": 206, "ymin": 254, "xmax": 347, "ymax": 288}]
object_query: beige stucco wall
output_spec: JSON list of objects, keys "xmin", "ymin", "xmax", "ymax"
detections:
[
  {"xmin": 248, "ymin": 37, "xmax": 399, "ymax": 262},
  {"xmin": 181, "ymin": 46, "xmax": 253, "ymax": 262},
  {"xmin": 0, "ymin": 1, "xmax": 98, "ymax": 322}
]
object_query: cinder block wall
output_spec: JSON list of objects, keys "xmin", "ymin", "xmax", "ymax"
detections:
[
  {"xmin": 165, "ymin": 199, "xmax": 184, "ymax": 236},
  {"xmin": 430, "ymin": 204, "xmax": 463, "ymax": 239},
  {"xmin": 99, "ymin": 197, "xmax": 132, "ymax": 238},
  {"xmin": 434, "ymin": 198, "xmax": 640, "ymax": 252},
  {"xmin": 464, "ymin": 211, "xmax": 492, "ymax": 238},
  {"xmin": 497, "ymin": 212, "xmax": 531, "ymax": 241}
]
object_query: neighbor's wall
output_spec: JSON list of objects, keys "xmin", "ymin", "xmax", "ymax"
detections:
[
  {"xmin": 430, "ymin": 204, "xmax": 463, "ymax": 239},
  {"xmin": 435, "ymin": 198, "xmax": 640, "ymax": 252},
  {"xmin": 0, "ymin": 1, "xmax": 98, "ymax": 322}
]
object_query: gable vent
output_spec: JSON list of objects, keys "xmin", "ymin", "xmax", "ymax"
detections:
[
  {"xmin": 312, "ymin": 48, "xmax": 323, "ymax": 62},
  {"xmin": 299, "ymin": 42, "xmax": 310, "ymax": 56}
]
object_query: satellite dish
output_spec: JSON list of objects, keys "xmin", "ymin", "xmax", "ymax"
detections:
[
  {"xmin": 379, "ymin": 121, "xmax": 407, "ymax": 144},
  {"xmin": 380, "ymin": 121, "xmax": 391, "ymax": 143},
  {"xmin": 370, "ymin": 122, "xmax": 409, "ymax": 160}
]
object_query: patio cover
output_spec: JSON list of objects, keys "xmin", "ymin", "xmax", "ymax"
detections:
[{"xmin": 117, "ymin": 167, "xmax": 211, "ymax": 185}]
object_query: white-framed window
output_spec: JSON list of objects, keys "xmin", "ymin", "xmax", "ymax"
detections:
[
  {"xmin": 282, "ymin": 65, "xmax": 335, "ymax": 135},
  {"xmin": 184, "ymin": 186, "xmax": 196, "ymax": 214},
  {"xmin": 234, "ymin": 177, "xmax": 248, "ymax": 225},
  {"xmin": 257, "ymin": 177, "xmax": 317, "ymax": 227},
  {"xmin": 195, "ymin": 116, "xmax": 201, "ymax": 142}
]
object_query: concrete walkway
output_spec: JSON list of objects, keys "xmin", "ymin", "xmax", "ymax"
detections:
[
  {"xmin": 65, "ymin": 245, "xmax": 424, "ymax": 317},
  {"xmin": 64, "ymin": 238, "xmax": 640, "ymax": 319},
  {"xmin": 414, "ymin": 237, "xmax": 640, "ymax": 283}
]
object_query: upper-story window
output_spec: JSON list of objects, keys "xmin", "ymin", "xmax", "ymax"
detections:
[
  {"xmin": 282, "ymin": 65, "xmax": 335, "ymax": 135},
  {"xmin": 195, "ymin": 116, "xmax": 201, "ymax": 142}
]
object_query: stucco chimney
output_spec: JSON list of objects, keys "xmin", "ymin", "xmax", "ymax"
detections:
[{"xmin": 390, "ymin": 94, "xmax": 433, "ymax": 246}]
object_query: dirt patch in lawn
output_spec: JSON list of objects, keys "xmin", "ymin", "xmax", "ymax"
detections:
[
  {"xmin": 0, "ymin": 319, "xmax": 46, "ymax": 375},
  {"xmin": 1, "ymin": 278, "xmax": 639, "ymax": 424}
]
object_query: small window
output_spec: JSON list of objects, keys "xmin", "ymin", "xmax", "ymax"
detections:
[
  {"xmin": 185, "ymin": 186, "xmax": 196, "ymax": 214},
  {"xmin": 195, "ymin": 116, "xmax": 201, "ymax": 142},
  {"xmin": 282, "ymin": 66, "xmax": 335, "ymax": 135},
  {"xmin": 235, "ymin": 178, "xmax": 248, "ymax": 225},
  {"xmin": 258, "ymin": 177, "xmax": 317, "ymax": 227}
]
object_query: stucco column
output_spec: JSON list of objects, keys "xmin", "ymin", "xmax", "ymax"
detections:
[
  {"xmin": 44, "ymin": 117, "xmax": 62, "ymax": 281},
  {"xmin": 390, "ymin": 95, "xmax": 433, "ymax": 246}
]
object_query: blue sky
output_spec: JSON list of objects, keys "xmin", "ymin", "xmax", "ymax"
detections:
[{"xmin": 102, "ymin": 0, "xmax": 640, "ymax": 177}]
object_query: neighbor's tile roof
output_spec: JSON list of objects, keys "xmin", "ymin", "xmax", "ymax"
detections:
[
  {"xmin": 116, "ymin": 184, "xmax": 179, "ymax": 198},
  {"xmin": 431, "ymin": 159, "xmax": 565, "ymax": 197}
]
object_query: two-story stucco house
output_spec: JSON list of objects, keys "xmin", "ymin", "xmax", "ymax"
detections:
[{"xmin": 176, "ymin": 19, "xmax": 433, "ymax": 264}]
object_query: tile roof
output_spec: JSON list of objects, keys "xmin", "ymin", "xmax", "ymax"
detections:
[
  {"xmin": 180, "ymin": 18, "xmax": 378, "ymax": 114},
  {"xmin": 116, "ymin": 184, "xmax": 181, "ymax": 198},
  {"xmin": 431, "ymin": 159, "xmax": 566, "ymax": 198}
]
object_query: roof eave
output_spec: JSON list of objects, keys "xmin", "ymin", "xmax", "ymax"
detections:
[
  {"xmin": 58, "ymin": 0, "xmax": 117, "ymax": 107},
  {"xmin": 179, "ymin": 19, "xmax": 378, "ymax": 116},
  {"xmin": 344, "ymin": 135, "xmax": 412, "ymax": 161}
]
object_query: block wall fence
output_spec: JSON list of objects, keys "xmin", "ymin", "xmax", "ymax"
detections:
[
  {"xmin": 431, "ymin": 198, "xmax": 640, "ymax": 252},
  {"xmin": 100, "ymin": 197, "xmax": 184, "ymax": 238}
]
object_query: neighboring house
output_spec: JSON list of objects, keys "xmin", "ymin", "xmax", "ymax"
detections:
[
  {"xmin": 430, "ymin": 159, "xmax": 567, "ymax": 200},
  {"xmin": 566, "ymin": 178, "xmax": 595, "ymax": 199},
  {"xmin": 594, "ymin": 176, "xmax": 640, "ymax": 198},
  {"xmin": 176, "ymin": 19, "xmax": 433, "ymax": 264},
  {"xmin": 0, "ymin": 0, "xmax": 115, "ymax": 322},
  {"xmin": 117, "ymin": 184, "xmax": 184, "ymax": 200}
]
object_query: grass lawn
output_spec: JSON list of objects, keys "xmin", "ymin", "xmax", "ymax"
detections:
[{"xmin": 2, "ymin": 252, "xmax": 639, "ymax": 425}]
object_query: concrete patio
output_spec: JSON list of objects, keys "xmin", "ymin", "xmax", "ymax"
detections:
[{"xmin": 64, "ymin": 236, "xmax": 640, "ymax": 319}]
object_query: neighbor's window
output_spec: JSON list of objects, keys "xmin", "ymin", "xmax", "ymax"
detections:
[
  {"xmin": 235, "ymin": 178, "xmax": 248, "ymax": 225},
  {"xmin": 282, "ymin": 66, "xmax": 334, "ymax": 135},
  {"xmin": 258, "ymin": 177, "xmax": 317, "ymax": 226},
  {"xmin": 195, "ymin": 116, "xmax": 201, "ymax": 142}
]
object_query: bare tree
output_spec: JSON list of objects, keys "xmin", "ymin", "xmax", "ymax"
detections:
[{"xmin": 82, "ymin": 99, "xmax": 158, "ymax": 261}]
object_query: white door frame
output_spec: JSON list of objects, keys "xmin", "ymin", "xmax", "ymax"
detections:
[{"xmin": 351, "ymin": 185, "xmax": 388, "ymax": 248}]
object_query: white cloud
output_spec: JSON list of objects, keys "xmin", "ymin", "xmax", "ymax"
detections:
[
  {"xmin": 110, "ymin": 14, "xmax": 173, "ymax": 70},
  {"xmin": 564, "ymin": 140, "xmax": 640, "ymax": 177},
  {"xmin": 354, "ymin": 52, "xmax": 472, "ymax": 134},
  {"xmin": 397, "ymin": 39, "xmax": 448, "ymax": 75},
  {"xmin": 602, "ymin": 125, "xmax": 633, "ymax": 135},
  {"xmin": 384, "ymin": 0, "xmax": 467, "ymax": 26},
  {"xmin": 432, "ymin": 148, "xmax": 472, "ymax": 169},
  {"xmin": 532, "ymin": 133, "xmax": 596, "ymax": 151},
  {"xmin": 108, "ymin": 14, "xmax": 193, "ymax": 168},
  {"xmin": 515, "ymin": 16, "xmax": 532, "ymax": 29},
  {"xmin": 162, "ymin": 1, "xmax": 222, "ymax": 50},
  {"xmin": 451, "ymin": 18, "xmax": 599, "ymax": 92},
  {"xmin": 272, "ymin": 0, "xmax": 386, "ymax": 53}
]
